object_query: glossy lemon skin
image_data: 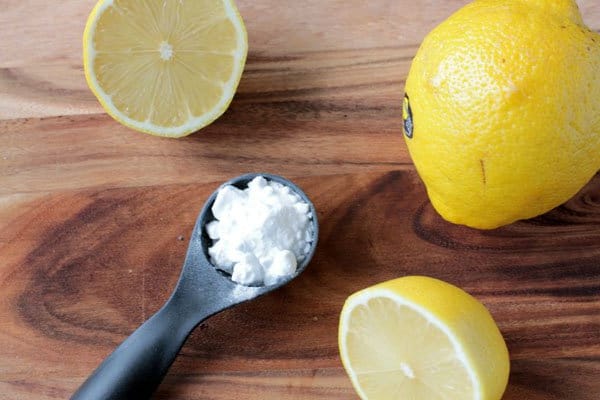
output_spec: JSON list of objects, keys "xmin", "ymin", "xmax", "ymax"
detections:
[{"xmin": 404, "ymin": 0, "xmax": 600, "ymax": 229}]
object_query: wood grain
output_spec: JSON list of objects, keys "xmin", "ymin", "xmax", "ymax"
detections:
[
  {"xmin": 1, "ymin": 171, "xmax": 600, "ymax": 399},
  {"xmin": 1, "ymin": 0, "xmax": 600, "ymax": 399}
]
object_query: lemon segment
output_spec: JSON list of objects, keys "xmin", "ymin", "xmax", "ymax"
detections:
[
  {"xmin": 339, "ymin": 276, "xmax": 510, "ymax": 400},
  {"xmin": 83, "ymin": 0, "xmax": 248, "ymax": 137}
]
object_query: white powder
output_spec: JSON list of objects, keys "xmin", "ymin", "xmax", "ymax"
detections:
[{"xmin": 206, "ymin": 176, "xmax": 313, "ymax": 286}]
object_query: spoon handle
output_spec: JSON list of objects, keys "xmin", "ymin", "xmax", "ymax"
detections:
[{"xmin": 71, "ymin": 295, "xmax": 204, "ymax": 400}]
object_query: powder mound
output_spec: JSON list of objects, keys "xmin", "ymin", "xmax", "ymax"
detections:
[{"xmin": 206, "ymin": 176, "xmax": 313, "ymax": 286}]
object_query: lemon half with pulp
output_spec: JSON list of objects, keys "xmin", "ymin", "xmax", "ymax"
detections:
[
  {"xmin": 83, "ymin": 0, "xmax": 248, "ymax": 137},
  {"xmin": 339, "ymin": 276, "xmax": 510, "ymax": 399}
]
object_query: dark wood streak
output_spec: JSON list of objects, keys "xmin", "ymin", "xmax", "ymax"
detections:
[
  {"xmin": 232, "ymin": 99, "xmax": 393, "ymax": 115},
  {"xmin": 245, "ymin": 55, "xmax": 414, "ymax": 73},
  {"xmin": 483, "ymin": 284, "xmax": 600, "ymax": 298},
  {"xmin": 235, "ymin": 80, "xmax": 403, "ymax": 102},
  {"xmin": 16, "ymin": 193, "xmax": 147, "ymax": 344},
  {"xmin": 246, "ymin": 53, "xmax": 303, "ymax": 63},
  {"xmin": 246, "ymin": 45, "xmax": 419, "ymax": 62},
  {"xmin": 505, "ymin": 358, "xmax": 600, "ymax": 399}
]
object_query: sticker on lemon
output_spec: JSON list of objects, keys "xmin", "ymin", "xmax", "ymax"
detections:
[
  {"xmin": 339, "ymin": 276, "xmax": 510, "ymax": 400},
  {"xmin": 83, "ymin": 0, "xmax": 248, "ymax": 137},
  {"xmin": 404, "ymin": 0, "xmax": 600, "ymax": 229}
]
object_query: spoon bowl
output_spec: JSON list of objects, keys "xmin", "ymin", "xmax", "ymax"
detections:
[{"xmin": 72, "ymin": 173, "xmax": 318, "ymax": 400}]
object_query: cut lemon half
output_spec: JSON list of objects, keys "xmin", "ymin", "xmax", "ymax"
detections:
[
  {"xmin": 83, "ymin": 0, "xmax": 248, "ymax": 137},
  {"xmin": 339, "ymin": 276, "xmax": 509, "ymax": 400}
]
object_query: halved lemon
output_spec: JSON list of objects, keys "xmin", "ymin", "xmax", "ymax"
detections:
[
  {"xmin": 339, "ymin": 276, "xmax": 510, "ymax": 400},
  {"xmin": 83, "ymin": 0, "xmax": 248, "ymax": 137}
]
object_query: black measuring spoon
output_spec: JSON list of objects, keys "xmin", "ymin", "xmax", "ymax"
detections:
[{"xmin": 72, "ymin": 173, "xmax": 319, "ymax": 400}]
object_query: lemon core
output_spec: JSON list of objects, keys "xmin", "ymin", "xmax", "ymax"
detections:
[{"xmin": 158, "ymin": 41, "xmax": 174, "ymax": 61}]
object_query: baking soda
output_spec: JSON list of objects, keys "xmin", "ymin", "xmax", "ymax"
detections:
[{"xmin": 206, "ymin": 176, "xmax": 313, "ymax": 286}]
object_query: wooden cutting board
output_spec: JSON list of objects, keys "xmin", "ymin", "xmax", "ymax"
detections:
[{"xmin": 1, "ymin": 1, "xmax": 599, "ymax": 399}]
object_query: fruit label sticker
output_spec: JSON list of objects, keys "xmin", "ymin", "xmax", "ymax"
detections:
[{"xmin": 403, "ymin": 94, "xmax": 414, "ymax": 138}]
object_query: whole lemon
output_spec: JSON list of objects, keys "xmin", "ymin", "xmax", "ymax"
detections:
[{"xmin": 404, "ymin": 0, "xmax": 600, "ymax": 229}]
